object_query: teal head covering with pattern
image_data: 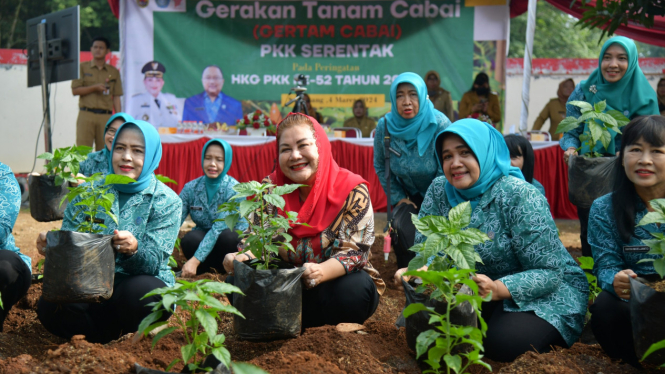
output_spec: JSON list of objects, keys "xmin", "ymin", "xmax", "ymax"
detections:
[
  {"xmin": 108, "ymin": 120, "xmax": 162, "ymax": 193},
  {"xmin": 201, "ymin": 138, "xmax": 232, "ymax": 204}
]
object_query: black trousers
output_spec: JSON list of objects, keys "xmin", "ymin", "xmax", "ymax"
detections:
[
  {"xmin": 227, "ymin": 270, "xmax": 379, "ymax": 329},
  {"xmin": 37, "ymin": 274, "xmax": 171, "ymax": 344},
  {"xmin": 481, "ymin": 300, "xmax": 567, "ymax": 362},
  {"xmin": 589, "ymin": 291, "xmax": 639, "ymax": 366},
  {"xmin": 392, "ymin": 193, "xmax": 424, "ymax": 269},
  {"xmin": 181, "ymin": 229, "xmax": 241, "ymax": 274},
  {"xmin": 577, "ymin": 206, "xmax": 592, "ymax": 257},
  {"xmin": 0, "ymin": 250, "xmax": 32, "ymax": 331}
]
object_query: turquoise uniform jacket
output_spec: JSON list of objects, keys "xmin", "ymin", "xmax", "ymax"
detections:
[
  {"xmin": 0, "ymin": 162, "xmax": 31, "ymax": 271},
  {"xmin": 373, "ymin": 111, "xmax": 451, "ymax": 204},
  {"xmin": 417, "ymin": 175, "xmax": 589, "ymax": 347},
  {"xmin": 179, "ymin": 175, "xmax": 248, "ymax": 262},
  {"xmin": 61, "ymin": 175, "xmax": 181, "ymax": 287},
  {"xmin": 532, "ymin": 179, "xmax": 545, "ymax": 196},
  {"xmin": 79, "ymin": 150, "xmax": 109, "ymax": 177},
  {"xmin": 588, "ymin": 193, "xmax": 658, "ymax": 298}
]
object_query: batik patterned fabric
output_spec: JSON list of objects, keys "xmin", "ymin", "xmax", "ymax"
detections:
[
  {"xmin": 61, "ymin": 175, "xmax": 181, "ymax": 287},
  {"xmin": 373, "ymin": 111, "xmax": 451, "ymax": 204},
  {"xmin": 532, "ymin": 179, "xmax": 545, "ymax": 196},
  {"xmin": 79, "ymin": 150, "xmax": 110, "ymax": 177},
  {"xmin": 0, "ymin": 162, "xmax": 31, "ymax": 271},
  {"xmin": 179, "ymin": 175, "xmax": 248, "ymax": 262},
  {"xmin": 416, "ymin": 175, "xmax": 589, "ymax": 347},
  {"xmin": 249, "ymin": 177, "xmax": 385, "ymax": 295},
  {"xmin": 588, "ymin": 193, "xmax": 658, "ymax": 298},
  {"xmin": 559, "ymin": 85, "xmax": 594, "ymax": 152}
]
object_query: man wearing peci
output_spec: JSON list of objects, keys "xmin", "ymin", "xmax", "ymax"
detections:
[
  {"xmin": 128, "ymin": 61, "xmax": 180, "ymax": 128},
  {"xmin": 182, "ymin": 65, "xmax": 242, "ymax": 125}
]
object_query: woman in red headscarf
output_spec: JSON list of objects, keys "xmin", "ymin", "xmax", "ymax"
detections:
[{"xmin": 223, "ymin": 113, "xmax": 384, "ymax": 327}]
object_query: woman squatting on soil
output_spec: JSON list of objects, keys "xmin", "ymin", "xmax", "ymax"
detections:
[
  {"xmin": 224, "ymin": 112, "xmax": 385, "ymax": 328},
  {"xmin": 373, "ymin": 72, "xmax": 451, "ymax": 268},
  {"xmin": 35, "ymin": 120, "xmax": 182, "ymax": 344},
  {"xmin": 0, "ymin": 162, "xmax": 32, "ymax": 331},
  {"xmin": 588, "ymin": 116, "xmax": 665, "ymax": 367},
  {"xmin": 178, "ymin": 138, "xmax": 248, "ymax": 277},
  {"xmin": 395, "ymin": 119, "xmax": 589, "ymax": 362},
  {"xmin": 560, "ymin": 36, "xmax": 659, "ymax": 257},
  {"xmin": 79, "ymin": 112, "xmax": 135, "ymax": 177}
]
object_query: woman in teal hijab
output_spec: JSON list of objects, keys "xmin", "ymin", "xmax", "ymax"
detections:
[
  {"xmin": 395, "ymin": 119, "xmax": 588, "ymax": 362},
  {"xmin": 179, "ymin": 139, "xmax": 248, "ymax": 277},
  {"xmin": 373, "ymin": 72, "xmax": 451, "ymax": 269},
  {"xmin": 36, "ymin": 120, "xmax": 182, "ymax": 344},
  {"xmin": 79, "ymin": 112, "xmax": 134, "ymax": 177},
  {"xmin": 560, "ymin": 36, "xmax": 659, "ymax": 258}
]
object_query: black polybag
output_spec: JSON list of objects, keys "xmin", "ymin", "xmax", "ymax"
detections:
[
  {"xmin": 396, "ymin": 279, "xmax": 477, "ymax": 353},
  {"xmin": 232, "ymin": 259, "xmax": 306, "ymax": 341},
  {"xmin": 42, "ymin": 230, "xmax": 115, "ymax": 303},
  {"xmin": 567, "ymin": 155, "xmax": 616, "ymax": 209},
  {"xmin": 630, "ymin": 277, "xmax": 665, "ymax": 365},
  {"xmin": 28, "ymin": 174, "xmax": 69, "ymax": 222}
]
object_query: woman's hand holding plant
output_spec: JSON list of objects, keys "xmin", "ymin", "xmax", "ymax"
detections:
[
  {"xmin": 302, "ymin": 259, "xmax": 345, "ymax": 289},
  {"xmin": 113, "ymin": 229, "xmax": 138, "ymax": 255},
  {"xmin": 181, "ymin": 257, "xmax": 200, "ymax": 278},
  {"xmin": 614, "ymin": 269, "xmax": 637, "ymax": 300},
  {"xmin": 564, "ymin": 147, "xmax": 578, "ymax": 163},
  {"xmin": 222, "ymin": 251, "xmax": 255, "ymax": 275},
  {"xmin": 393, "ymin": 265, "xmax": 428, "ymax": 289},
  {"xmin": 472, "ymin": 274, "xmax": 511, "ymax": 301},
  {"xmin": 36, "ymin": 231, "xmax": 47, "ymax": 256}
]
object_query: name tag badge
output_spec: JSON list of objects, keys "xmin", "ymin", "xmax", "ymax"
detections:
[
  {"xmin": 190, "ymin": 206, "xmax": 203, "ymax": 211},
  {"xmin": 388, "ymin": 147, "xmax": 402, "ymax": 157},
  {"xmin": 623, "ymin": 245, "xmax": 650, "ymax": 254}
]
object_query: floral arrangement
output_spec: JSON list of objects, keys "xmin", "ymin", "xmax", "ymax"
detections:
[
  {"xmin": 236, "ymin": 110, "xmax": 276, "ymax": 136},
  {"xmin": 468, "ymin": 112, "xmax": 493, "ymax": 126}
]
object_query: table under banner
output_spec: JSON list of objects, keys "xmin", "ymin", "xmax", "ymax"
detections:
[{"xmin": 156, "ymin": 135, "xmax": 577, "ymax": 220}]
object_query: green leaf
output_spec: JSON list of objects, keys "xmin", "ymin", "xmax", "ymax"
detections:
[
  {"xmin": 137, "ymin": 311, "xmax": 163, "ymax": 336},
  {"xmin": 232, "ymin": 362, "xmax": 270, "ymax": 374},
  {"xmin": 588, "ymin": 121, "xmax": 604, "ymax": 145},
  {"xmin": 443, "ymin": 354, "xmax": 462, "ymax": 373},
  {"xmin": 599, "ymin": 129, "xmax": 612, "ymax": 150},
  {"xmin": 211, "ymin": 346, "xmax": 232, "ymax": 368},
  {"xmin": 223, "ymin": 214, "xmax": 240, "ymax": 231},
  {"xmin": 263, "ymin": 194, "xmax": 286, "ymax": 209},
  {"xmin": 155, "ymin": 174, "xmax": 178, "ymax": 185},
  {"xmin": 653, "ymin": 259, "xmax": 665, "ymax": 279},
  {"xmin": 181, "ymin": 343, "xmax": 197, "ymax": 364},
  {"xmin": 642, "ymin": 339, "xmax": 665, "ymax": 361},
  {"xmin": 272, "ymin": 184, "xmax": 304, "ymax": 196},
  {"xmin": 151, "ymin": 326, "xmax": 177, "ymax": 350},
  {"xmin": 239, "ymin": 200, "xmax": 261, "ymax": 218},
  {"xmin": 577, "ymin": 256, "xmax": 594, "ymax": 270},
  {"xmin": 37, "ymin": 152, "xmax": 54, "ymax": 160},
  {"xmin": 569, "ymin": 100, "xmax": 593, "ymax": 112},
  {"xmin": 54, "ymin": 175, "xmax": 64, "ymax": 187},
  {"xmin": 593, "ymin": 100, "xmax": 607, "ymax": 113},
  {"xmin": 200, "ymin": 282, "xmax": 243, "ymax": 296},
  {"xmin": 448, "ymin": 202, "xmax": 471, "ymax": 228},
  {"xmin": 415, "ymin": 329, "xmax": 440, "ymax": 359},
  {"xmin": 166, "ymin": 358, "xmax": 181, "ymax": 372},
  {"xmin": 104, "ymin": 174, "xmax": 136, "ymax": 185},
  {"xmin": 596, "ymin": 112, "xmax": 618, "ymax": 128},
  {"xmin": 638, "ymin": 212, "xmax": 665, "ymax": 227},
  {"xmin": 412, "ymin": 214, "xmax": 434, "ymax": 237},
  {"xmin": 407, "ymin": 254, "xmax": 428, "ymax": 271},
  {"xmin": 555, "ymin": 116, "xmax": 582, "ymax": 134},
  {"xmin": 403, "ymin": 303, "xmax": 431, "ymax": 318},
  {"xmin": 650, "ymin": 199, "xmax": 665, "ymax": 215}
]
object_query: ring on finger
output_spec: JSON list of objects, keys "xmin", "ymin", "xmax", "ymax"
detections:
[
  {"xmin": 116, "ymin": 244, "xmax": 121, "ymax": 251},
  {"xmin": 622, "ymin": 289, "xmax": 629, "ymax": 295}
]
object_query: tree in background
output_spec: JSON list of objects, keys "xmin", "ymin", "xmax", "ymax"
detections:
[
  {"xmin": 509, "ymin": 1, "xmax": 665, "ymax": 58},
  {"xmin": 0, "ymin": 0, "xmax": 118, "ymax": 50}
]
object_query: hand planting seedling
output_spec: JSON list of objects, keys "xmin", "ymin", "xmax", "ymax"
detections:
[
  {"xmin": 60, "ymin": 173, "xmax": 136, "ymax": 234},
  {"xmin": 137, "ymin": 279, "xmax": 256, "ymax": 372},
  {"xmin": 216, "ymin": 181, "xmax": 307, "ymax": 270},
  {"xmin": 37, "ymin": 145, "xmax": 92, "ymax": 186},
  {"xmin": 403, "ymin": 268, "xmax": 491, "ymax": 374},
  {"xmin": 555, "ymin": 100, "xmax": 629, "ymax": 158},
  {"xmin": 407, "ymin": 201, "xmax": 488, "ymax": 273},
  {"xmin": 637, "ymin": 198, "xmax": 665, "ymax": 279}
]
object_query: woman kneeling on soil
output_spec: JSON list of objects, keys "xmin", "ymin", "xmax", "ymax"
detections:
[
  {"xmin": 179, "ymin": 139, "xmax": 248, "ymax": 277},
  {"xmin": 79, "ymin": 112, "xmax": 134, "ymax": 176},
  {"xmin": 395, "ymin": 119, "xmax": 589, "ymax": 362},
  {"xmin": 504, "ymin": 134, "xmax": 545, "ymax": 196},
  {"xmin": 588, "ymin": 116, "xmax": 665, "ymax": 367},
  {"xmin": 223, "ymin": 113, "xmax": 385, "ymax": 328},
  {"xmin": 0, "ymin": 162, "xmax": 32, "ymax": 331},
  {"xmin": 35, "ymin": 120, "xmax": 182, "ymax": 344}
]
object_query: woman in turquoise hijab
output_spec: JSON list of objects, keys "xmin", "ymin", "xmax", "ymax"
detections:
[
  {"xmin": 79, "ymin": 112, "xmax": 134, "ymax": 176},
  {"xmin": 373, "ymin": 72, "xmax": 451, "ymax": 269},
  {"xmin": 396, "ymin": 119, "xmax": 588, "ymax": 362},
  {"xmin": 36, "ymin": 120, "xmax": 182, "ymax": 344},
  {"xmin": 560, "ymin": 36, "xmax": 659, "ymax": 258},
  {"xmin": 179, "ymin": 139, "xmax": 248, "ymax": 277}
]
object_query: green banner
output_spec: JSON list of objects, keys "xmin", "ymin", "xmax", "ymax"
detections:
[{"xmin": 154, "ymin": 0, "xmax": 475, "ymax": 101}]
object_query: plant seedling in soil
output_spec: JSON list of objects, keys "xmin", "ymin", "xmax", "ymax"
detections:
[
  {"xmin": 403, "ymin": 268, "xmax": 491, "ymax": 374},
  {"xmin": 137, "ymin": 279, "xmax": 248, "ymax": 372},
  {"xmin": 407, "ymin": 201, "xmax": 489, "ymax": 273},
  {"xmin": 642, "ymin": 339, "xmax": 665, "ymax": 367},
  {"xmin": 216, "ymin": 181, "xmax": 308, "ymax": 270},
  {"xmin": 578, "ymin": 256, "xmax": 602, "ymax": 303},
  {"xmin": 636, "ymin": 198, "xmax": 665, "ymax": 279},
  {"xmin": 60, "ymin": 173, "xmax": 136, "ymax": 234},
  {"xmin": 37, "ymin": 145, "xmax": 92, "ymax": 186},
  {"xmin": 555, "ymin": 100, "xmax": 629, "ymax": 158}
]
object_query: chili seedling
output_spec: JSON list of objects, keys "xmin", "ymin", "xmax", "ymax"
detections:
[{"xmin": 37, "ymin": 145, "xmax": 92, "ymax": 186}]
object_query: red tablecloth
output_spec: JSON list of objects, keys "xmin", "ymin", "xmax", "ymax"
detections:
[{"xmin": 156, "ymin": 138, "xmax": 576, "ymax": 219}]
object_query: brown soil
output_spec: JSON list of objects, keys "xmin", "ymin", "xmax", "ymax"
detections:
[
  {"xmin": 3, "ymin": 214, "xmax": 656, "ymax": 374},
  {"xmin": 648, "ymin": 279, "xmax": 665, "ymax": 293}
]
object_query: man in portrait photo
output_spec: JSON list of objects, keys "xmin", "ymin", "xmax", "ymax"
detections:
[
  {"xmin": 128, "ymin": 60, "xmax": 180, "ymax": 128},
  {"xmin": 182, "ymin": 65, "xmax": 242, "ymax": 125}
]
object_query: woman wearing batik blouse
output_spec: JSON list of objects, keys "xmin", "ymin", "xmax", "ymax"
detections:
[
  {"xmin": 224, "ymin": 112, "xmax": 385, "ymax": 328},
  {"xmin": 79, "ymin": 112, "xmax": 134, "ymax": 176},
  {"xmin": 395, "ymin": 119, "xmax": 588, "ymax": 362}
]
